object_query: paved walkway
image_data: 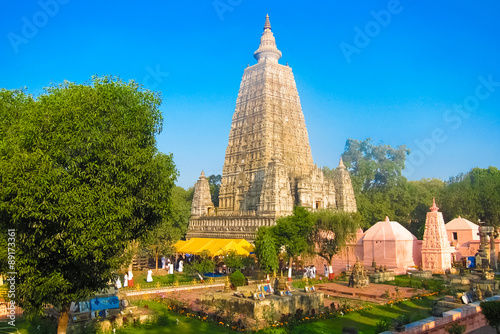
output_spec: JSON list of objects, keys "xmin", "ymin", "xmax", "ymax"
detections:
[{"xmin": 316, "ymin": 281, "xmax": 426, "ymax": 304}]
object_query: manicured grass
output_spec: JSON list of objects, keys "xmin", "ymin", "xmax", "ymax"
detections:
[
  {"xmin": 12, "ymin": 300, "xmax": 234, "ymax": 334},
  {"xmin": 124, "ymin": 272, "xmax": 195, "ymax": 289},
  {"xmin": 11, "ymin": 293, "xmax": 435, "ymax": 334},
  {"xmin": 113, "ymin": 299, "xmax": 234, "ymax": 334},
  {"xmin": 254, "ymin": 297, "xmax": 435, "ymax": 334}
]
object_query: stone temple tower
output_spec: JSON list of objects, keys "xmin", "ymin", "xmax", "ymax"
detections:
[
  {"xmin": 421, "ymin": 199, "xmax": 455, "ymax": 273},
  {"xmin": 190, "ymin": 171, "xmax": 214, "ymax": 217},
  {"xmin": 187, "ymin": 15, "xmax": 357, "ymax": 241}
]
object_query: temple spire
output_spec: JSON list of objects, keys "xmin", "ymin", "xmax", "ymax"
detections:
[
  {"xmin": 264, "ymin": 14, "xmax": 271, "ymax": 30},
  {"xmin": 430, "ymin": 198, "xmax": 439, "ymax": 213},
  {"xmin": 338, "ymin": 157, "xmax": 345, "ymax": 168},
  {"xmin": 254, "ymin": 14, "xmax": 282, "ymax": 63}
]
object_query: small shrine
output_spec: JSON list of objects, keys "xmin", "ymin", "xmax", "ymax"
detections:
[
  {"xmin": 348, "ymin": 257, "xmax": 369, "ymax": 288},
  {"xmin": 421, "ymin": 199, "xmax": 455, "ymax": 273}
]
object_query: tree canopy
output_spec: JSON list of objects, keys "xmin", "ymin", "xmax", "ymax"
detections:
[
  {"xmin": 329, "ymin": 137, "xmax": 500, "ymax": 235},
  {"xmin": 207, "ymin": 174, "xmax": 222, "ymax": 207},
  {"xmin": 480, "ymin": 300, "xmax": 500, "ymax": 334},
  {"xmin": 0, "ymin": 77, "xmax": 177, "ymax": 332},
  {"xmin": 254, "ymin": 227, "xmax": 279, "ymax": 274},
  {"xmin": 272, "ymin": 206, "xmax": 316, "ymax": 260},
  {"xmin": 441, "ymin": 167, "xmax": 500, "ymax": 227},
  {"xmin": 311, "ymin": 210, "xmax": 362, "ymax": 265},
  {"xmin": 140, "ymin": 186, "xmax": 191, "ymax": 269},
  {"xmin": 340, "ymin": 138, "xmax": 410, "ymax": 192}
]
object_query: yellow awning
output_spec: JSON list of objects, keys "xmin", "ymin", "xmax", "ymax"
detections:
[{"xmin": 174, "ymin": 238, "xmax": 254, "ymax": 256}]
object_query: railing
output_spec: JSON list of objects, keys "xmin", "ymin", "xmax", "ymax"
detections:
[{"xmin": 118, "ymin": 275, "xmax": 307, "ymax": 293}]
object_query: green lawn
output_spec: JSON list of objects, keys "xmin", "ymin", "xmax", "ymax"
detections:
[
  {"xmin": 12, "ymin": 295, "xmax": 435, "ymax": 334},
  {"xmin": 113, "ymin": 300, "xmax": 234, "ymax": 334},
  {"xmin": 253, "ymin": 297, "xmax": 435, "ymax": 334}
]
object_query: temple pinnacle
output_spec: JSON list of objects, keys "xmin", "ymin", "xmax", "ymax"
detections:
[
  {"xmin": 385, "ymin": 216, "xmax": 390, "ymax": 223},
  {"xmin": 338, "ymin": 157, "xmax": 345, "ymax": 168},
  {"xmin": 264, "ymin": 14, "xmax": 271, "ymax": 30},
  {"xmin": 430, "ymin": 198, "xmax": 439, "ymax": 212},
  {"xmin": 254, "ymin": 14, "xmax": 282, "ymax": 63}
]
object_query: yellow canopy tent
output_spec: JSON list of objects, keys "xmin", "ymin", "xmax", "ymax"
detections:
[{"xmin": 174, "ymin": 238, "xmax": 254, "ymax": 257}]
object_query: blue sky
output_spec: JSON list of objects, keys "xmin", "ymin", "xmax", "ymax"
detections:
[{"xmin": 2, "ymin": 1, "xmax": 500, "ymax": 189}]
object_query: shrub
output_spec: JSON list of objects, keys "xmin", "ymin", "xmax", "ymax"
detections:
[
  {"xmin": 446, "ymin": 323, "xmax": 466, "ymax": 334},
  {"xmin": 229, "ymin": 270, "xmax": 246, "ymax": 287},
  {"xmin": 375, "ymin": 319, "xmax": 391, "ymax": 333},
  {"xmin": 480, "ymin": 300, "xmax": 500, "ymax": 334}
]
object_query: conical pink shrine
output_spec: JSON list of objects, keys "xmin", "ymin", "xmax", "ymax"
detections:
[{"xmin": 421, "ymin": 199, "xmax": 455, "ymax": 273}]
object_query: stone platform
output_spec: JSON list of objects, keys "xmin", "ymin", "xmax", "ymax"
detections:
[
  {"xmin": 201, "ymin": 290, "xmax": 324, "ymax": 320},
  {"xmin": 315, "ymin": 282, "xmax": 425, "ymax": 304},
  {"xmin": 470, "ymin": 278, "xmax": 499, "ymax": 292},
  {"xmin": 370, "ymin": 271, "xmax": 395, "ymax": 283}
]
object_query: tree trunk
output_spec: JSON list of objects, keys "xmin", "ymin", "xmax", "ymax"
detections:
[
  {"xmin": 57, "ymin": 310, "xmax": 69, "ymax": 334},
  {"xmin": 155, "ymin": 248, "xmax": 159, "ymax": 270}
]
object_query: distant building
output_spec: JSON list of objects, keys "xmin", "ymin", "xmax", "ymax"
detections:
[
  {"xmin": 359, "ymin": 216, "xmax": 420, "ymax": 269},
  {"xmin": 186, "ymin": 15, "xmax": 356, "ymax": 241}
]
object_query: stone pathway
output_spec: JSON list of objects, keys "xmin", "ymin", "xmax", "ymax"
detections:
[{"xmin": 316, "ymin": 281, "xmax": 426, "ymax": 305}]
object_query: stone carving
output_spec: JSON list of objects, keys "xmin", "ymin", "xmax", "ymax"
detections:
[
  {"xmin": 190, "ymin": 171, "xmax": 214, "ymax": 217},
  {"xmin": 421, "ymin": 199, "xmax": 455, "ymax": 273},
  {"xmin": 187, "ymin": 15, "xmax": 357, "ymax": 241},
  {"xmin": 348, "ymin": 257, "xmax": 369, "ymax": 288}
]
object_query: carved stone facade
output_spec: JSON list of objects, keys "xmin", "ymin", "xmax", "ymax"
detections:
[
  {"xmin": 422, "ymin": 199, "xmax": 455, "ymax": 273},
  {"xmin": 187, "ymin": 15, "xmax": 357, "ymax": 241},
  {"xmin": 333, "ymin": 158, "xmax": 358, "ymax": 213},
  {"xmin": 191, "ymin": 171, "xmax": 214, "ymax": 217}
]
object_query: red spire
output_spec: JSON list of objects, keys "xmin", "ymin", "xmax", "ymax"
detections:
[{"xmin": 430, "ymin": 198, "xmax": 439, "ymax": 212}]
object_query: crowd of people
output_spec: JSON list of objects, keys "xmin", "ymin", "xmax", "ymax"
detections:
[{"xmin": 303, "ymin": 265, "xmax": 317, "ymax": 279}]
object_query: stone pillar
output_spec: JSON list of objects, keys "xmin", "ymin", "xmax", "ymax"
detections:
[{"xmin": 490, "ymin": 232, "xmax": 498, "ymax": 271}]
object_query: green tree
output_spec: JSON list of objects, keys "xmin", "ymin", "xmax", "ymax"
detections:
[
  {"xmin": 254, "ymin": 227, "xmax": 279, "ymax": 274},
  {"xmin": 327, "ymin": 138, "xmax": 446, "ymax": 234},
  {"xmin": 311, "ymin": 210, "xmax": 362, "ymax": 275},
  {"xmin": 341, "ymin": 138, "xmax": 410, "ymax": 192},
  {"xmin": 185, "ymin": 250, "xmax": 216, "ymax": 279},
  {"xmin": 0, "ymin": 77, "xmax": 177, "ymax": 333},
  {"xmin": 480, "ymin": 300, "xmax": 500, "ymax": 334},
  {"xmin": 441, "ymin": 167, "xmax": 500, "ymax": 227},
  {"xmin": 272, "ymin": 207, "xmax": 315, "ymax": 276},
  {"xmin": 207, "ymin": 174, "xmax": 222, "ymax": 207},
  {"xmin": 222, "ymin": 249, "xmax": 244, "ymax": 272},
  {"xmin": 140, "ymin": 186, "xmax": 191, "ymax": 269}
]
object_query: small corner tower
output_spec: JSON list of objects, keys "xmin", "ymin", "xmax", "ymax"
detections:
[
  {"xmin": 333, "ymin": 157, "xmax": 357, "ymax": 212},
  {"xmin": 191, "ymin": 171, "xmax": 215, "ymax": 217}
]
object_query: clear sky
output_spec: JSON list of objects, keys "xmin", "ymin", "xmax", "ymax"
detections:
[{"xmin": 2, "ymin": 1, "xmax": 500, "ymax": 189}]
